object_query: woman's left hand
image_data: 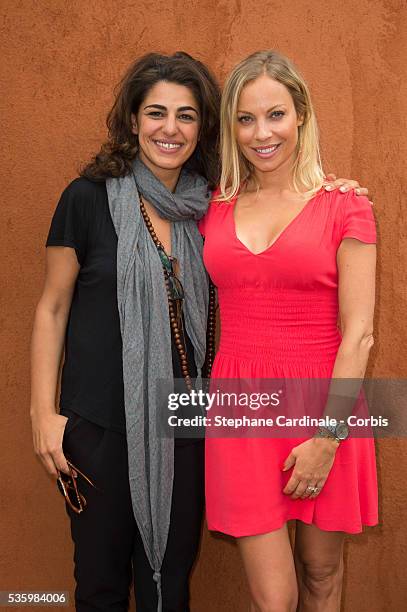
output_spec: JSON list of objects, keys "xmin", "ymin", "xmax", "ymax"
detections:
[
  {"xmin": 323, "ymin": 173, "xmax": 371, "ymax": 200},
  {"xmin": 282, "ymin": 437, "xmax": 339, "ymax": 500}
]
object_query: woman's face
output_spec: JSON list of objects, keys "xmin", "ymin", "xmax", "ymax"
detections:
[
  {"xmin": 131, "ymin": 80, "xmax": 200, "ymax": 176},
  {"xmin": 235, "ymin": 74, "xmax": 303, "ymax": 178}
]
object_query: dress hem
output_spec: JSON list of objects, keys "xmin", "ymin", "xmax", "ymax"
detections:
[{"xmin": 207, "ymin": 515, "xmax": 379, "ymax": 537}]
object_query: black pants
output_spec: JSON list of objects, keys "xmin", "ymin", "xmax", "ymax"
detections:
[{"xmin": 62, "ymin": 411, "xmax": 205, "ymax": 612}]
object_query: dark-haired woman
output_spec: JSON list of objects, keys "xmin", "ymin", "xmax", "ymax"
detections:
[
  {"xmin": 30, "ymin": 51, "xmax": 369, "ymax": 612},
  {"xmin": 31, "ymin": 52, "xmax": 219, "ymax": 612}
]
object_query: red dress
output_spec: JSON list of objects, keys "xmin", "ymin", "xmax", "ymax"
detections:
[{"xmin": 199, "ymin": 188, "xmax": 378, "ymax": 536}]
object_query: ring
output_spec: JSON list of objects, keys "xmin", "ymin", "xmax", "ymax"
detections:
[{"xmin": 306, "ymin": 485, "xmax": 318, "ymax": 493}]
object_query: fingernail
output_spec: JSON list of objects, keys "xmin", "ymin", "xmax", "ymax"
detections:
[
  {"xmin": 324, "ymin": 184, "xmax": 333, "ymax": 191},
  {"xmin": 355, "ymin": 188, "xmax": 360, "ymax": 195},
  {"xmin": 339, "ymin": 185, "xmax": 348, "ymax": 192}
]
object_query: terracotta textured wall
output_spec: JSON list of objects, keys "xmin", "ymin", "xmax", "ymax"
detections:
[{"xmin": 1, "ymin": 1, "xmax": 406, "ymax": 610}]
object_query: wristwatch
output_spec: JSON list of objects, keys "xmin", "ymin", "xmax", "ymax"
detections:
[{"xmin": 314, "ymin": 421, "xmax": 349, "ymax": 443}]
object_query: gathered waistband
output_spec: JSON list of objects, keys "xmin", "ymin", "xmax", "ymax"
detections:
[{"xmin": 217, "ymin": 288, "xmax": 341, "ymax": 363}]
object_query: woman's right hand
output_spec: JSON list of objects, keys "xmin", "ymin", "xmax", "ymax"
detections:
[{"xmin": 31, "ymin": 412, "xmax": 71, "ymax": 478}]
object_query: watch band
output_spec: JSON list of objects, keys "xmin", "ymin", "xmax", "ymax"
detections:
[{"xmin": 314, "ymin": 427, "xmax": 341, "ymax": 443}]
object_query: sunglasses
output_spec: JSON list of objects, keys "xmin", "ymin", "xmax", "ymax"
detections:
[
  {"xmin": 158, "ymin": 249, "xmax": 185, "ymax": 302},
  {"xmin": 57, "ymin": 460, "xmax": 97, "ymax": 514}
]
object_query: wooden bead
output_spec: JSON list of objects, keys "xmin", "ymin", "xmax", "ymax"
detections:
[{"xmin": 140, "ymin": 191, "xmax": 221, "ymax": 386}]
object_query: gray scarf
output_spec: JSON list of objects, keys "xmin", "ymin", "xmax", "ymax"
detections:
[{"xmin": 106, "ymin": 156, "xmax": 210, "ymax": 611}]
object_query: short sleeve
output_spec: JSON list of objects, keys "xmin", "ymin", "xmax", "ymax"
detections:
[
  {"xmin": 341, "ymin": 191, "xmax": 376, "ymax": 244},
  {"xmin": 46, "ymin": 178, "xmax": 93, "ymax": 265}
]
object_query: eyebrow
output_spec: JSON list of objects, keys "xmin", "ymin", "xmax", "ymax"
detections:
[
  {"xmin": 237, "ymin": 104, "xmax": 286, "ymax": 114},
  {"xmin": 144, "ymin": 104, "xmax": 199, "ymax": 113}
]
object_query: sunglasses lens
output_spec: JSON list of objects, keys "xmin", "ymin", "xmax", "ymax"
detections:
[
  {"xmin": 158, "ymin": 249, "xmax": 173, "ymax": 274},
  {"xmin": 169, "ymin": 277, "xmax": 184, "ymax": 301},
  {"xmin": 160, "ymin": 251, "xmax": 172, "ymax": 271},
  {"xmin": 58, "ymin": 475, "xmax": 83, "ymax": 512},
  {"xmin": 56, "ymin": 477, "xmax": 65, "ymax": 497}
]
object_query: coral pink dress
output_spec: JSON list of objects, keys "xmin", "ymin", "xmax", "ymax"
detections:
[{"xmin": 199, "ymin": 188, "xmax": 378, "ymax": 536}]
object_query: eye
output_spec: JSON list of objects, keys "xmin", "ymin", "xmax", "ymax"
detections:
[
  {"xmin": 270, "ymin": 110, "xmax": 285, "ymax": 119},
  {"xmin": 237, "ymin": 115, "xmax": 253, "ymax": 124},
  {"xmin": 147, "ymin": 111, "xmax": 164, "ymax": 118},
  {"xmin": 178, "ymin": 114, "xmax": 195, "ymax": 122}
]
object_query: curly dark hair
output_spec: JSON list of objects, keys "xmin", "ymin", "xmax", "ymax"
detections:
[{"xmin": 81, "ymin": 52, "xmax": 220, "ymax": 188}]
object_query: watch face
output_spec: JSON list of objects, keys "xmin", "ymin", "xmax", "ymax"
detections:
[{"xmin": 336, "ymin": 422, "xmax": 349, "ymax": 440}]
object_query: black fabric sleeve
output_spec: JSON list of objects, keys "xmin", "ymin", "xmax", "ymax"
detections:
[{"xmin": 46, "ymin": 178, "xmax": 94, "ymax": 265}]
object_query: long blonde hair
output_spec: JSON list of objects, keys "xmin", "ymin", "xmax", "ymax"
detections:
[{"xmin": 218, "ymin": 50, "xmax": 325, "ymax": 201}]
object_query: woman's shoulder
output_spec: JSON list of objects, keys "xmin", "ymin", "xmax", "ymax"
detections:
[
  {"xmin": 209, "ymin": 185, "xmax": 238, "ymax": 205},
  {"xmin": 62, "ymin": 176, "xmax": 107, "ymax": 201},
  {"xmin": 199, "ymin": 186, "xmax": 233, "ymax": 236},
  {"xmin": 209, "ymin": 185, "xmax": 222, "ymax": 205},
  {"xmin": 51, "ymin": 177, "xmax": 110, "ymax": 231},
  {"xmin": 56, "ymin": 177, "xmax": 109, "ymax": 218},
  {"xmin": 317, "ymin": 188, "xmax": 376, "ymax": 243},
  {"xmin": 318, "ymin": 187, "xmax": 372, "ymax": 215}
]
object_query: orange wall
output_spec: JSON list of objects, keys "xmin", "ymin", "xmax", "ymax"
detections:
[{"xmin": 1, "ymin": 1, "xmax": 406, "ymax": 610}]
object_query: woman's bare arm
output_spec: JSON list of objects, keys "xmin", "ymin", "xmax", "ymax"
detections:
[
  {"xmin": 283, "ymin": 238, "xmax": 376, "ymax": 498},
  {"xmin": 30, "ymin": 247, "xmax": 79, "ymax": 477},
  {"xmin": 332, "ymin": 239, "xmax": 376, "ymax": 377}
]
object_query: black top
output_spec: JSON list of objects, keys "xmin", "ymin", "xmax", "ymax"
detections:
[{"xmin": 46, "ymin": 177, "xmax": 197, "ymax": 434}]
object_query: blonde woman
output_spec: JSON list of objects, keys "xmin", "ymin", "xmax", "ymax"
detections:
[{"xmin": 200, "ymin": 51, "xmax": 377, "ymax": 611}]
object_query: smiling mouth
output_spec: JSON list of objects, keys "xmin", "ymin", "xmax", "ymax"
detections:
[
  {"xmin": 253, "ymin": 144, "xmax": 281, "ymax": 154},
  {"xmin": 153, "ymin": 140, "xmax": 183, "ymax": 150}
]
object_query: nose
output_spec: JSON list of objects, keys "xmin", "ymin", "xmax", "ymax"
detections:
[
  {"xmin": 254, "ymin": 119, "xmax": 272, "ymax": 142},
  {"xmin": 162, "ymin": 113, "xmax": 178, "ymax": 136}
]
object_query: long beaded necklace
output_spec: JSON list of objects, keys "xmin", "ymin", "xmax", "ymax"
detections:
[{"xmin": 139, "ymin": 195, "xmax": 217, "ymax": 392}]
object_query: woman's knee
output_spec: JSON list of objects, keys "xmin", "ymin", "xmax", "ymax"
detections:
[
  {"xmin": 297, "ymin": 556, "xmax": 343, "ymax": 598},
  {"xmin": 251, "ymin": 586, "xmax": 298, "ymax": 612}
]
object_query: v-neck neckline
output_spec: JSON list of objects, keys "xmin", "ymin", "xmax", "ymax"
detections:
[{"xmin": 231, "ymin": 189, "xmax": 321, "ymax": 256}]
